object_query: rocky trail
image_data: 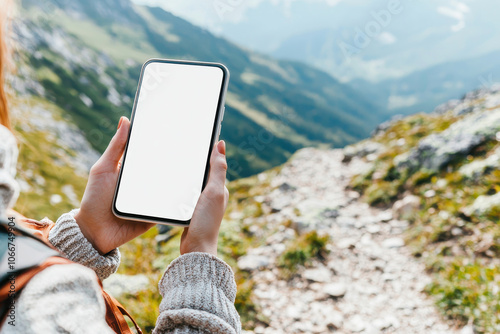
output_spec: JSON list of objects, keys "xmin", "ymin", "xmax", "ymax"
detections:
[{"xmin": 239, "ymin": 148, "xmax": 461, "ymax": 334}]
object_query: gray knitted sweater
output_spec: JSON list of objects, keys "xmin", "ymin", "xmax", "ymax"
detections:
[{"xmin": 0, "ymin": 125, "xmax": 241, "ymax": 334}]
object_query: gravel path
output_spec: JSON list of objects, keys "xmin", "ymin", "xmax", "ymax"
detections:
[{"xmin": 241, "ymin": 148, "xmax": 459, "ymax": 334}]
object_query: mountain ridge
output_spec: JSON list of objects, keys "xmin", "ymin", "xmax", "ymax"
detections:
[{"xmin": 17, "ymin": 0, "xmax": 381, "ymax": 179}]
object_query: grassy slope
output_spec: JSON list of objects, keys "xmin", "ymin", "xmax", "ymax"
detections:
[
  {"xmin": 350, "ymin": 112, "xmax": 500, "ymax": 333},
  {"xmin": 10, "ymin": 97, "xmax": 88, "ymax": 220}
]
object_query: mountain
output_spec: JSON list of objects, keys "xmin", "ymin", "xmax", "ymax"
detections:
[
  {"xmin": 269, "ymin": 0, "xmax": 500, "ymax": 83},
  {"xmin": 349, "ymin": 50, "xmax": 500, "ymax": 117},
  {"xmin": 15, "ymin": 0, "xmax": 380, "ymax": 180},
  {"xmin": 262, "ymin": 0, "xmax": 500, "ymax": 120}
]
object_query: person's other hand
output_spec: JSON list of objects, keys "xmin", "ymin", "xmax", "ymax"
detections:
[
  {"xmin": 75, "ymin": 117, "xmax": 155, "ymax": 255},
  {"xmin": 180, "ymin": 140, "xmax": 229, "ymax": 256}
]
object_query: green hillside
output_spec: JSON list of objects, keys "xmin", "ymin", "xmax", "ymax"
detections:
[{"xmin": 18, "ymin": 0, "xmax": 379, "ymax": 179}]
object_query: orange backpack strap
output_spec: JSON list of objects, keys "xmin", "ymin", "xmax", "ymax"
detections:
[
  {"xmin": 0, "ymin": 256, "xmax": 73, "ymax": 301},
  {"xmin": 101, "ymin": 288, "xmax": 143, "ymax": 334}
]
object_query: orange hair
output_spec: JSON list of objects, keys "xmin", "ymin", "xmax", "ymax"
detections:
[{"xmin": 0, "ymin": 0, "xmax": 13, "ymax": 131}]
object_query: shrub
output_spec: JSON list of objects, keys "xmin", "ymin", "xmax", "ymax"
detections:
[
  {"xmin": 427, "ymin": 259, "xmax": 500, "ymax": 333},
  {"xmin": 278, "ymin": 231, "xmax": 330, "ymax": 278}
]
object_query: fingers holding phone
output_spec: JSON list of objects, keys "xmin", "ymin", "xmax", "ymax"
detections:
[{"xmin": 180, "ymin": 140, "xmax": 229, "ymax": 256}]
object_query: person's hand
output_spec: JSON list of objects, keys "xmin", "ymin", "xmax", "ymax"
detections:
[
  {"xmin": 180, "ymin": 140, "xmax": 229, "ymax": 256},
  {"xmin": 74, "ymin": 117, "xmax": 155, "ymax": 255}
]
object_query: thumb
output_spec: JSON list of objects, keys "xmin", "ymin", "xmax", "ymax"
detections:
[
  {"xmin": 206, "ymin": 141, "xmax": 228, "ymax": 190},
  {"xmin": 98, "ymin": 117, "xmax": 130, "ymax": 170}
]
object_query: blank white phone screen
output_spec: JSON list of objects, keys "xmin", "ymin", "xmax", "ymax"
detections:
[{"xmin": 115, "ymin": 61, "xmax": 224, "ymax": 222}]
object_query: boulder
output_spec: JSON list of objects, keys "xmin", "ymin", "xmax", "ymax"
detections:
[
  {"xmin": 397, "ymin": 108, "xmax": 500, "ymax": 173},
  {"xmin": 303, "ymin": 267, "xmax": 331, "ymax": 283},
  {"xmin": 463, "ymin": 192, "xmax": 500, "ymax": 217},
  {"xmin": 324, "ymin": 282, "xmax": 347, "ymax": 298},
  {"xmin": 237, "ymin": 255, "xmax": 270, "ymax": 271},
  {"xmin": 376, "ymin": 210, "xmax": 393, "ymax": 223},
  {"xmin": 326, "ymin": 311, "xmax": 344, "ymax": 330},
  {"xmin": 346, "ymin": 315, "xmax": 366, "ymax": 333},
  {"xmin": 392, "ymin": 195, "xmax": 421, "ymax": 220},
  {"xmin": 371, "ymin": 114, "xmax": 404, "ymax": 136},
  {"xmin": 459, "ymin": 146, "xmax": 500, "ymax": 179},
  {"xmin": 343, "ymin": 141, "xmax": 384, "ymax": 162},
  {"xmin": 382, "ymin": 237, "xmax": 405, "ymax": 249},
  {"xmin": 292, "ymin": 200, "xmax": 338, "ymax": 234},
  {"xmin": 433, "ymin": 99, "xmax": 461, "ymax": 115}
]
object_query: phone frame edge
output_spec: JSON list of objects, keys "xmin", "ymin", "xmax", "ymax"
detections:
[{"xmin": 111, "ymin": 58, "xmax": 230, "ymax": 227}]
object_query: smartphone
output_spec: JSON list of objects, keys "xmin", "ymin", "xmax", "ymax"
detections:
[{"xmin": 112, "ymin": 59, "xmax": 229, "ymax": 226}]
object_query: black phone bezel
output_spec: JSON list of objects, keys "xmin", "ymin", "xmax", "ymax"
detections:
[{"xmin": 111, "ymin": 58, "xmax": 229, "ymax": 226}]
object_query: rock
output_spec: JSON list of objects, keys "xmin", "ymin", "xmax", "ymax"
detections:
[
  {"xmin": 50, "ymin": 194, "xmax": 62, "ymax": 205},
  {"xmin": 382, "ymin": 237, "xmax": 405, "ymax": 248},
  {"xmin": 433, "ymin": 99, "xmax": 461, "ymax": 114},
  {"xmin": 155, "ymin": 233, "xmax": 175, "ymax": 245},
  {"xmin": 367, "ymin": 224, "xmax": 381, "ymax": 234},
  {"xmin": 347, "ymin": 190, "xmax": 361, "ymax": 199},
  {"xmin": 397, "ymin": 108, "xmax": 500, "ymax": 173},
  {"xmin": 303, "ymin": 267, "xmax": 331, "ymax": 283},
  {"xmin": 337, "ymin": 238, "xmax": 357, "ymax": 249},
  {"xmin": 278, "ymin": 182, "xmax": 296, "ymax": 192},
  {"xmin": 103, "ymin": 274, "xmax": 149, "ymax": 298},
  {"xmin": 292, "ymin": 200, "xmax": 336, "ymax": 233},
  {"xmin": 285, "ymin": 305, "xmax": 302, "ymax": 320},
  {"xmin": 324, "ymin": 282, "xmax": 347, "ymax": 298},
  {"xmin": 270, "ymin": 196, "xmax": 291, "ymax": 213},
  {"xmin": 343, "ymin": 141, "xmax": 383, "ymax": 162},
  {"xmin": 463, "ymin": 192, "xmax": 500, "ymax": 217},
  {"xmin": 389, "ymin": 220, "xmax": 410, "ymax": 229},
  {"xmin": 424, "ymin": 189, "xmax": 436, "ymax": 198},
  {"xmin": 475, "ymin": 233, "xmax": 495, "ymax": 254},
  {"xmin": 336, "ymin": 216, "xmax": 356, "ymax": 227},
  {"xmin": 346, "ymin": 315, "xmax": 366, "ymax": 333},
  {"xmin": 392, "ymin": 195, "xmax": 420, "ymax": 220},
  {"xmin": 372, "ymin": 114, "xmax": 404, "ymax": 136},
  {"xmin": 376, "ymin": 210, "xmax": 393, "ymax": 222},
  {"xmin": 356, "ymin": 216, "xmax": 378, "ymax": 227},
  {"xmin": 237, "ymin": 255, "xmax": 270, "ymax": 271},
  {"xmin": 460, "ymin": 324, "xmax": 474, "ymax": 334},
  {"xmin": 373, "ymin": 317, "xmax": 392, "ymax": 330},
  {"xmin": 157, "ymin": 224, "xmax": 173, "ymax": 235},
  {"xmin": 459, "ymin": 146, "xmax": 500, "ymax": 179},
  {"xmin": 61, "ymin": 184, "xmax": 79, "ymax": 206},
  {"xmin": 323, "ymin": 209, "xmax": 340, "ymax": 219},
  {"xmin": 326, "ymin": 311, "xmax": 344, "ymax": 330}
]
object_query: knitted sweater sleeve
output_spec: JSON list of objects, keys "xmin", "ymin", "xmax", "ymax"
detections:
[
  {"xmin": 48, "ymin": 208, "xmax": 120, "ymax": 281},
  {"xmin": 153, "ymin": 252, "xmax": 242, "ymax": 334}
]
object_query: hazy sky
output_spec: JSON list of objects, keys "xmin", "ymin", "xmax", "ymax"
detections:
[
  {"xmin": 131, "ymin": 0, "xmax": 473, "ymax": 53},
  {"xmin": 132, "ymin": 0, "xmax": 344, "ymax": 30}
]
